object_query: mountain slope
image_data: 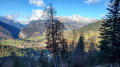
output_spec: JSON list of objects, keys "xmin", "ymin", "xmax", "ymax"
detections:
[
  {"xmin": 0, "ymin": 26, "xmax": 12, "ymax": 39},
  {"xmin": 57, "ymin": 15, "xmax": 97, "ymax": 30},
  {"xmin": 0, "ymin": 17, "xmax": 25, "ymax": 29},
  {"xmin": 0, "ymin": 21, "xmax": 20, "ymax": 39},
  {"xmin": 19, "ymin": 20, "xmax": 45, "ymax": 39},
  {"xmin": 64, "ymin": 20, "xmax": 103, "ymax": 43},
  {"xmin": 76, "ymin": 20, "xmax": 102, "ymax": 33}
]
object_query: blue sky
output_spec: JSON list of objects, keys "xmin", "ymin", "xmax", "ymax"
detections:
[{"xmin": 0, "ymin": 0, "xmax": 109, "ymax": 24}]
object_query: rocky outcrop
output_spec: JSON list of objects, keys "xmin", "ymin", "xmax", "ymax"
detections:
[{"xmin": 19, "ymin": 20, "xmax": 45, "ymax": 39}]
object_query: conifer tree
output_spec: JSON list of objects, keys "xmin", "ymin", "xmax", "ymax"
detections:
[
  {"xmin": 44, "ymin": 3, "xmax": 65, "ymax": 67},
  {"xmin": 60, "ymin": 39, "xmax": 68, "ymax": 62},
  {"xmin": 38, "ymin": 50, "xmax": 47, "ymax": 67},
  {"xmin": 87, "ymin": 41, "xmax": 97, "ymax": 66},
  {"xmin": 74, "ymin": 32, "xmax": 85, "ymax": 67},
  {"xmin": 75, "ymin": 32, "xmax": 85, "ymax": 56},
  {"xmin": 0, "ymin": 60, "xmax": 2, "ymax": 67},
  {"xmin": 99, "ymin": 0, "xmax": 120, "ymax": 63}
]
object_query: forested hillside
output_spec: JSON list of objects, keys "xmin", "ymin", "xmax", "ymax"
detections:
[{"xmin": 77, "ymin": 20, "xmax": 102, "ymax": 32}]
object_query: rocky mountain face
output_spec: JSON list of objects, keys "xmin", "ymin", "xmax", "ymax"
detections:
[
  {"xmin": 57, "ymin": 15, "xmax": 97, "ymax": 30},
  {"xmin": 19, "ymin": 20, "xmax": 45, "ymax": 39},
  {"xmin": 19, "ymin": 15, "xmax": 98, "ymax": 39},
  {"xmin": 0, "ymin": 21, "xmax": 20, "ymax": 39}
]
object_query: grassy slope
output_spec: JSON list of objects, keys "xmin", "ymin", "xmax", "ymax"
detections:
[
  {"xmin": 76, "ymin": 20, "xmax": 102, "ymax": 33},
  {"xmin": 27, "ymin": 33, "xmax": 46, "ymax": 41},
  {"xmin": 64, "ymin": 21, "xmax": 102, "ymax": 44}
]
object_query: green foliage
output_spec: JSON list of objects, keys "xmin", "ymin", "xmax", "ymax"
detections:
[
  {"xmin": 0, "ymin": 45, "xmax": 41, "ymax": 57},
  {"xmin": 38, "ymin": 50, "xmax": 48, "ymax": 67},
  {"xmin": 13, "ymin": 59, "xmax": 25, "ymax": 67},
  {"xmin": 49, "ymin": 56, "xmax": 55, "ymax": 67},
  {"xmin": 27, "ymin": 33, "xmax": 46, "ymax": 42},
  {"xmin": 77, "ymin": 21, "xmax": 102, "ymax": 33},
  {"xmin": 60, "ymin": 39, "xmax": 69, "ymax": 62},
  {"xmin": 98, "ymin": 0, "xmax": 120, "ymax": 64},
  {"xmin": 73, "ymin": 32, "xmax": 86, "ymax": 67},
  {"xmin": 86, "ymin": 41, "xmax": 97, "ymax": 66},
  {"xmin": 0, "ymin": 45, "xmax": 24, "ymax": 57},
  {"xmin": 0, "ymin": 60, "xmax": 3, "ymax": 67},
  {"xmin": 75, "ymin": 32, "xmax": 85, "ymax": 54}
]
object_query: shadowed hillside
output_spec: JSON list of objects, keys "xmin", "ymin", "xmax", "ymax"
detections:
[{"xmin": 0, "ymin": 22, "xmax": 20, "ymax": 39}]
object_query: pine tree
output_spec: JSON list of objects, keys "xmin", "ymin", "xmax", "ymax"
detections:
[
  {"xmin": 13, "ymin": 59, "xmax": 25, "ymax": 67},
  {"xmin": 49, "ymin": 56, "xmax": 55, "ymax": 67},
  {"xmin": 75, "ymin": 32, "xmax": 85, "ymax": 56},
  {"xmin": 0, "ymin": 60, "xmax": 3, "ymax": 67},
  {"xmin": 13, "ymin": 56, "xmax": 25, "ymax": 67},
  {"xmin": 44, "ymin": 3, "xmax": 65, "ymax": 67},
  {"xmin": 99, "ymin": 0, "xmax": 120, "ymax": 63},
  {"xmin": 87, "ymin": 41, "xmax": 97, "ymax": 66},
  {"xmin": 38, "ymin": 50, "xmax": 47, "ymax": 67},
  {"xmin": 74, "ymin": 32, "xmax": 85, "ymax": 67},
  {"xmin": 60, "ymin": 39, "xmax": 68, "ymax": 62}
]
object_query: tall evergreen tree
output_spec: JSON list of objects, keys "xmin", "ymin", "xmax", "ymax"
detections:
[
  {"xmin": 60, "ymin": 39, "xmax": 68, "ymax": 62},
  {"xmin": 99, "ymin": 0, "xmax": 120, "ymax": 63},
  {"xmin": 0, "ymin": 60, "xmax": 3, "ymax": 67},
  {"xmin": 38, "ymin": 50, "xmax": 47, "ymax": 67},
  {"xmin": 87, "ymin": 41, "xmax": 97, "ymax": 66},
  {"xmin": 74, "ymin": 32, "xmax": 86, "ymax": 67},
  {"xmin": 75, "ymin": 32, "xmax": 85, "ymax": 55},
  {"xmin": 44, "ymin": 3, "xmax": 65, "ymax": 67}
]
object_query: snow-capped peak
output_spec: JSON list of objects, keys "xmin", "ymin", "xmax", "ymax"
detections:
[{"xmin": 70, "ymin": 15, "xmax": 96, "ymax": 23}]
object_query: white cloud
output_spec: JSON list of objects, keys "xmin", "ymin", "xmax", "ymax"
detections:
[
  {"xmin": 29, "ymin": 0, "xmax": 45, "ymax": 7},
  {"xmin": 100, "ymin": 14, "xmax": 106, "ymax": 18},
  {"xmin": 30, "ymin": 9, "xmax": 43, "ymax": 21},
  {"xmin": 16, "ymin": 16, "xmax": 30, "ymax": 24},
  {"xmin": 5, "ymin": 14, "xmax": 20, "ymax": 20},
  {"xmin": 85, "ymin": 0, "xmax": 101, "ymax": 4},
  {"xmin": 20, "ymin": 9, "xmax": 49, "ymax": 24},
  {"xmin": 17, "ymin": 20, "xmax": 29, "ymax": 24}
]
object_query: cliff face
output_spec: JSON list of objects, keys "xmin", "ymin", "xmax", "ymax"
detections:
[
  {"xmin": 19, "ymin": 31, "xmax": 27, "ymax": 39},
  {"xmin": 19, "ymin": 20, "xmax": 45, "ymax": 39}
]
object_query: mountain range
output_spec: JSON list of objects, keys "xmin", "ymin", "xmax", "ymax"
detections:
[
  {"xmin": 0, "ymin": 15, "xmax": 100, "ymax": 39},
  {"xmin": 0, "ymin": 16, "xmax": 25, "ymax": 39},
  {"xmin": 57, "ymin": 15, "xmax": 98, "ymax": 30},
  {"xmin": 19, "ymin": 15, "xmax": 98, "ymax": 39}
]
